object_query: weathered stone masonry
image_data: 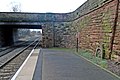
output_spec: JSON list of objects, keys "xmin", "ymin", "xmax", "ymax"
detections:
[
  {"xmin": 53, "ymin": 0, "xmax": 119, "ymax": 59},
  {"xmin": 70, "ymin": 0, "xmax": 118, "ymax": 59},
  {"xmin": 0, "ymin": 0, "xmax": 120, "ymax": 60}
]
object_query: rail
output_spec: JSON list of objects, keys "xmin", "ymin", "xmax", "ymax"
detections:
[{"xmin": 0, "ymin": 38, "xmax": 40, "ymax": 80}]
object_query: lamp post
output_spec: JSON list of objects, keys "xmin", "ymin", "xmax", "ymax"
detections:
[
  {"xmin": 76, "ymin": 26, "xmax": 79, "ymax": 52},
  {"xmin": 76, "ymin": 37, "xmax": 78, "ymax": 52},
  {"xmin": 53, "ymin": 26, "xmax": 55, "ymax": 47}
]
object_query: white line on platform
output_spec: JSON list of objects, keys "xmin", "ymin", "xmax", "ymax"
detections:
[{"xmin": 11, "ymin": 49, "xmax": 35, "ymax": 80}]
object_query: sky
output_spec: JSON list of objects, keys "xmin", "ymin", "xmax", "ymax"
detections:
[{"xmin": 0, "ymin": 0, "xmax": 87, "ymax": 13}]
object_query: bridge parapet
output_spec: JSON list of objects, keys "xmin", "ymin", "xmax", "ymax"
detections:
[
  {"xmin": 65, "ymin": 0, "xmax": 112, "ymax": 21},
  {"xmin": 0, "ymin": 12, "xmax": 70, "ymax": 22},
  {"xmin": 0, "ymin": 0, "xmax": 112, "ymax": 23}
]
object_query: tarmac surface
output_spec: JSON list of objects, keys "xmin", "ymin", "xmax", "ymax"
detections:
[
  {"xmin": 33, "ymin": 49, "xmax": 120, "ymax": 80},
  {"xmin": 15, "ymin": 49, "xmax": 39, "ymax": 80}
]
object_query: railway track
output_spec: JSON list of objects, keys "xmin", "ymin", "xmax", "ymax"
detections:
[
  {"xmin": 0, "ymin": 38, "xmax": 40, "ymax": 80},
  {"xmin": 0, "ymin": 41, "xmax": 29, "ymax": 57},
  {"xmin": 0, "ymin": 37, "xmax": 39, "ymax": 57}
]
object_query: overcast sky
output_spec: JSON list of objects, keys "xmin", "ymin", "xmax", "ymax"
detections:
[{"xmin": 0, "ymin": 0, "xmax": 87, "ymax": 13}]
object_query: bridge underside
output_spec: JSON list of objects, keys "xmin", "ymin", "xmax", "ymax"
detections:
[
  {"xmin": 0, "ymin": 24, "xmax": 42, "ymax": 47},
  {"xmin": 0, "ymin": 24, "xmax": 42, "ymax": 29},
  {"xmin": 0, "ymin": 28, "xmax": 14, "ymax": 47}
]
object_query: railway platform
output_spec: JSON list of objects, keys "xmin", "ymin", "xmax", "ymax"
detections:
[
  {"xmin": 14, "ymin": 49, "xmax": 120, "ymax": 80},
  {"xmin": 12, "ymin": 48, "xmax": 40, "ymax": 80}
]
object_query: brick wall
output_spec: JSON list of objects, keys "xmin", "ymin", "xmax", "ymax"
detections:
[
  {"xmin": 55, "ymin": 0, "xmax": 118, "ymax": 59},
  {"xmin": 113, "ymin": 0, "xmax": 120, "ymax": 57},
  {"xmin": 78, "ymin": 0, "xmax": 116, "ymax": 56}
]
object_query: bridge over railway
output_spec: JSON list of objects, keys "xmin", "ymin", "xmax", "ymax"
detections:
[
  {"xmin": 0, "ymin": 0, "xmax": 120, "ymax": 79},
  {"xmin": 0, "ymin": 0, "xmax": 120, "ymax": 60}
]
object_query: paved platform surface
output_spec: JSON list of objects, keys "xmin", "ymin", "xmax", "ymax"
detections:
[
  {"xmin": 15, "ymin": 49, "xmax": 40, "ymax": 80},
  {"xmin": 33, "ymin": 49, "xmax": 120, "ymax": 80}
]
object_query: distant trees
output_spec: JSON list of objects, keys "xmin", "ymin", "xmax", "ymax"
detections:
[
  {"xmin": 18, "ymin": 29, "xmax": 31, "ymax": 38},
  {"xmin": 9, "ymin": 2, "xmax": 21, "ymax": 12}
]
